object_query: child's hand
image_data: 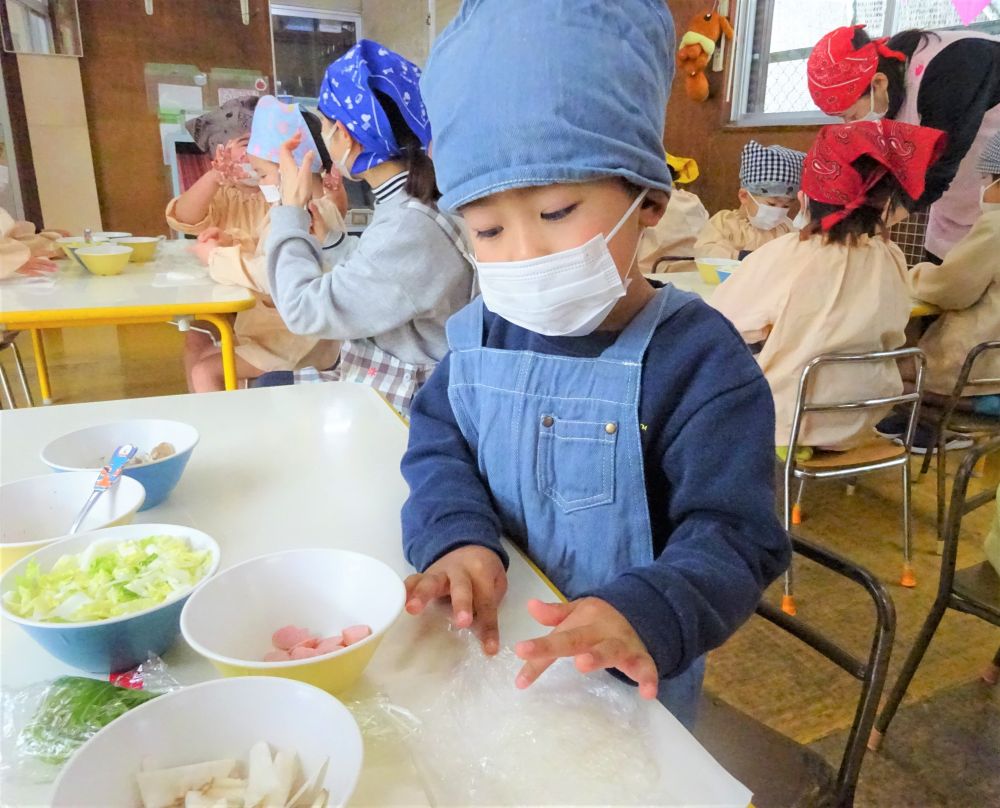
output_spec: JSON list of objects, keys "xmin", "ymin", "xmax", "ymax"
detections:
[
  {"xmin": 278, "ymin": 132, "xmax": 314, "ymax": 209},
  {"xmin": 212, "ymin": 139, "xmax": 250, "ymax": 186},
  {"xmin": 515, "ymin": 597, "xmax": 659, "ymax": 699},
  {"xmin": 308, "ymin": 201, "xmax": 330, "ymax": 244},
  {"xmin": 17, "ymin": 256, "xmax": 58, "ymax": 277},
  {"xmin": 197, "ymin": 227, "xmax": 234, "ymax": 247},
  {"xmin": 188, "ymin": 238, "xmax": 219, "ymax": 265},
  {"xmin": 404, "ymin": 545, "xmax": 508, "ymax": 655}
]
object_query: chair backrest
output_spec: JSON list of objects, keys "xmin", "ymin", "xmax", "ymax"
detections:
[
  {"xmin": 938, "ymin": 341, "xmax": 1000, "ymax": 431},
  {"xmin": 936, "ymin": 434, "xmax": 1000, "ymax": 600},
  {"xmin": 757, "ymin": 535, "xmax": 896, "ymax": 807}
]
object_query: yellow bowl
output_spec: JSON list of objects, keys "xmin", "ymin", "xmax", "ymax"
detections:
[
  {"xmin": 75, "ymin": 245, "xmax": 133, "ymax": 276},
  {"xmin": 117, "ymin": 237, "xmax": 161, "ymax": 263},
  {"xmin": 0, "ymin": 472, "xmax": 145, "ymax": 572},
  {"xmin": 696, "ymin": 257, "xmax": 740, "ymax": 285},
  {"xmin": 56, "ymin": 236, "xmax": 108, "ymax": 265},
  {"xmin": 180, "ymin": 548, "xmax": 405, "ymax": 694}
]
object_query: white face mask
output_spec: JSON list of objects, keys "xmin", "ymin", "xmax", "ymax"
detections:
[
  {"xmin": 747, "ymin": 193, "xmax": 791, "ymax": 231},
  {"xmin": 791, "ymin": 194, "xmax": 810, "ymax": 230},
  {"xmin": 860, "ymin": 86, "xmax": 885, "ymax": 122},
  {"xmin": 474, "ymin": 189, "xmax": 648, "ymax": 337},
  {"xmin": 323, "ymin": 125, "xmax": 357, "ymax": 181},
  {"xmin": 980, "ymin": 178, "xmax": 1000, "ymax": 214},
  {"xmin": 237, "ymin": 163, "xmax": 262, "ymax": 187}
]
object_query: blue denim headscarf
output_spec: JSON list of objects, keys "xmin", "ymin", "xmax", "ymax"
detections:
[
  {"xmin": 319, "ymin": 39, "xmax": 431, "ymax": 175},
  {"xmin": 422, "ymin": 0, "xmax": 675, "ymax": 211}
]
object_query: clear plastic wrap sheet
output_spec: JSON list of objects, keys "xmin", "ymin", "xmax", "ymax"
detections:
[
  {"xmin": 393, "ymin": 629, "xmax": 664, "ymax": 806},
  {"xmin": 1, "ymin": 655, "xmax": 180, "ymax": 785}
]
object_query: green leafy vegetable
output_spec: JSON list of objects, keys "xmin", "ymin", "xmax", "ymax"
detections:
[
  {"xmin": 19, "ymin": 676, "xmax": 159, "ymax": 765},
  {"xmin": 3, "ymin": 536, "xmax": 211, "ymax": 622}
]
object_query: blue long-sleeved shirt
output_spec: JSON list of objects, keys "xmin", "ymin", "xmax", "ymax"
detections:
[{"xmin": 400, "ymin": 289, "xmax": 790, "ymax": 679}]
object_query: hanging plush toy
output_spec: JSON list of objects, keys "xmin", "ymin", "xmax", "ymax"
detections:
[{"xmin": 677, "ymin": 5, "xmax": 734, "ymax": 102}]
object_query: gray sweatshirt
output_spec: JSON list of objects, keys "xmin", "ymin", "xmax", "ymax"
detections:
[{"xmin": 265, "ymin": 185, "xmax": 473, "ymax": 367}]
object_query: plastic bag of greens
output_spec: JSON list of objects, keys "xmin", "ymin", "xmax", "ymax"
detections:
[{"xmin": 1, "ymin": 655, "xmax": 179, "ymax": 784}]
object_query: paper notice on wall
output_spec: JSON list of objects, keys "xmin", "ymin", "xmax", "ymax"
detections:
[
  {"xmin": 158, "ymin": 83, "xmax": 203, "ymax": 114},
  {"xmin": 218, "ymin": 87, "xmax": 259, "ymax": 105}
]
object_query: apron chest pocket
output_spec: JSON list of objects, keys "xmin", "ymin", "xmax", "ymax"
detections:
[{"xmin": 536, "ymin": 416, "xmax": 617, "ymax": 512}]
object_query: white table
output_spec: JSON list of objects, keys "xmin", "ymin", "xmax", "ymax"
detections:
[
  {"xmin": 0, "ymin": 241, "xmax": 255, "ymax": 400},
  {"xmin": 0, "ymin": 384, "xmax": 751, "ymax": 807}
]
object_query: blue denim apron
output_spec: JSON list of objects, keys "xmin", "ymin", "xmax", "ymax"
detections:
[{"xmin": 446, "ymin": 286, "xmax": 705, "ymax": 728}]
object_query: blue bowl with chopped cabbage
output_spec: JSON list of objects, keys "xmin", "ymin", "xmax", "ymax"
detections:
[{"xmin": 0, "ymin": 523, "xmax": 219, "ymax": 673}]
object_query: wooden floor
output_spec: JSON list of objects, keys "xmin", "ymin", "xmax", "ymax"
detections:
[{"xmin": 2, "ymin": 325, "xmax": 997, "ymax": 807}]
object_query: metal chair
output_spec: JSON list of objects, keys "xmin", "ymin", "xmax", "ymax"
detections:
[
  {"xmin": 916, "ymin": 340, "xmax": 1000, "ymax": 545},
  {"xmin": 0, "ymin": 331, "xmax": 35, "ymax": 408},
  {"xmin": 781, "ymin": 349, "xmax": 926, "ymax": 614},
  {"xmin": 695, "ymin": 535, "xmax": 896, "ymax": 808},
  {"xmin": 868, "ymin": 435, "xmax": 1000, "ymax": 752}
]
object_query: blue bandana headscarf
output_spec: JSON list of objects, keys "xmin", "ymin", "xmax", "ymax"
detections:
[
  {"xmin": 247, "ymin": 95, "xmax": 322, "ymax": 172},
  {"xmin": 422, "ymin": 0, "xmax": 675, "ymax": 211},
  {"xmin": 318, "ymin": 39, "xmax": 431, "ymax": 175}
]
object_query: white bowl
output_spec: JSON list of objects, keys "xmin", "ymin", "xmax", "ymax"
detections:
[
  {"xmin": 181, "ymin": 549, "xmax": 405, "ymax": 693},
  {"xmin": 0, "ymin": 472, "xmax": 145, "ymax": 571},
  {"xmin": 52, "ymin": 677, "xmax": 363, "ymax": 808},
  {"xmin": 41, "ymin": 420, "xmax": 199, "ymax": 509}
]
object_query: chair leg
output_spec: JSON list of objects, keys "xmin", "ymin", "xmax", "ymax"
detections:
[
  {"xmin": 900, "ymin": 461, "xmax": 916, "ymax": 588},
  {"xmin": 983, "ymin": 645, "xmax": 1000, "ymax": 686},
  {"xmin": 869, "ymin": 599, "xmax": 948, "ymax": 751},
  {"xmin": 935, "ymin": 438, "xmax": 947, "ymax": 554},
  {"xmin": 791, "ymin": 478, "xmax": 806, "ymax": 526},
  {"xmin": 0, "ymin": 361, "xmax": 14, "ymax": 408},
  {"xmin": 8, "ymin": 340, "xmax": 34, "ymax": 407},
  {"xmin": 845, "ymin": 475, "xmax": 857, "ymax": 496}
]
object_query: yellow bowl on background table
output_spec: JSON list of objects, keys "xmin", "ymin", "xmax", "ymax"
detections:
[
  {"xmin": 56, "ymin": 236, "xmax": 108, "ymax": 265},
  {"xmin": 75, "ymin": 244, "xmax": 133, "ymax": 276},
  {"xmin": 696, "ymin": 257, "xmax": 740, "ymax": 285},
  {"xmin": 117, "ymin": 236, "xmax": 162, "ymax": 263},
  {"xmin": 180, "ymin": 548, "xmax": 405, "ymax": 694},
  {"xmin": 93, "ymin": 231, "xmax": 132, "ymax": 240}
]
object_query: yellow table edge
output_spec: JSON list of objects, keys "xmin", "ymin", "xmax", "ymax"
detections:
[{"xmin": 0, "ymin": 298, "xmax": 254, "ymax": 327}]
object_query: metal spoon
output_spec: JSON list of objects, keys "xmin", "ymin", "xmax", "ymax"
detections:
[{"xmin": 69, "ymin": 444, "xmax": 138, "ymax": 534}]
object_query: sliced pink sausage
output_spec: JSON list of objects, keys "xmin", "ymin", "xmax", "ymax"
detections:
[
  {"xmin": 272, "ymin": 625, "xmax": 312, "ymax": 650},
  {"xmin": 291, "ymin": 636, "xmax": 320, "ymax": 651},
  {"xmin": 316, "ymin": 636, "xmax": 344, "ymax": 654},
  {"xmin": 290, "ymin": 645, "xmax": 321, "ymax": 659},
  {"xmin": 342, "ymin": 625, "xmax": 372, "ymax": 646},
  {"xmin": 263, "ymin": 649, "xmax": 292, "ymax": 662}
]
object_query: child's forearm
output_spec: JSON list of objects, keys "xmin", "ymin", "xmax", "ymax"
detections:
[{"xmin": 171, "ymin": 170, "xmax": 222, "ymax": 226}]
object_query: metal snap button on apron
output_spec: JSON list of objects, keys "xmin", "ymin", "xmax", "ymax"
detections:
[
  {"xmin": 541, "ymin": 415, "xmax": 554, "ymax": 428},
  {"xmin": 605, "ymin": 422, "xmax": 618, "ymax": 434}
]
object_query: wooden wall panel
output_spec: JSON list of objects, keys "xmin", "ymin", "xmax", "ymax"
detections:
[
  {"xmin": 664, "ymin": 0, "xmax": 818, "ymax": 214},
  {"xmin": 76, "ymin": 0, "xmax": 273, "ymax": 237}
]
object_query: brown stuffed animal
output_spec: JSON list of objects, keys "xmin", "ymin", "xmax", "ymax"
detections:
[{"xmin": 677, "ymin": 7, "xmax": 734, "ymax": 102}]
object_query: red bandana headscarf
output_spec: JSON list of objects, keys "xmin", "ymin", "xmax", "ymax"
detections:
[
  {"xmin": 807, "ymin": 25, "xmax": 906, "ymax": 116},
  {"xmin": 802, "ymin": 119, "xmax": 947, "ymax": 231}
]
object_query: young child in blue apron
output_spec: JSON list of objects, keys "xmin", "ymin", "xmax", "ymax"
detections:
[{"xmin": 399, "ymin": 0, "xmax": 790, "ymax": 729}]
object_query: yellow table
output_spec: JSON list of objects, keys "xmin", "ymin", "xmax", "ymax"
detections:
[
  {"xmin": 0, "ymin": 241, "xmax": 254, "ymax": 401},
  {"xmin": 653, "ymin": 271, "xmax": 940, "ymax": 317}
]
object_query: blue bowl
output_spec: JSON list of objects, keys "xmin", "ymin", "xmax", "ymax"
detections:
[
  {"xmin": 1, "ymin": 524, "xmax": 219, "ymax": 673},
  {"xmin": 40, "ymin": 420, "xmax": 199, "ymax": 510}
]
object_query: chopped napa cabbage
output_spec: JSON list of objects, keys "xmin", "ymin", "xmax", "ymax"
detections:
[{"xmin": 2, "ymin": 536, "xmax": 211, "ymax": 622}]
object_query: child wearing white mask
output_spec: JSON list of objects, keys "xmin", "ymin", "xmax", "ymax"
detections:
[
  {"xmin": 184, "ymin": 96, "xmax": 345, "ymax": 392},
  {"xmin": 166, "ymin": 97, "xmax": 270, "ymax": 252},
  {"xmin": 266, "ymin": 40, "xmax": 473, "ymax": 416},
  {"xmin": 398, "ymin": 0, "xmax": 789, "ymax": 731},
  {"xmin": 909, "ymin": 132, "xmax": 1000, "ymax": 416},
  {"xmin": 694, "ymin": 140, "xmax": 804, "ymax": 261}
]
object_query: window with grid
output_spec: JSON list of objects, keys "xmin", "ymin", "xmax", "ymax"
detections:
[{"xmin": 731, "ymin": 0, "xmax": 1000, "ymax": 126}]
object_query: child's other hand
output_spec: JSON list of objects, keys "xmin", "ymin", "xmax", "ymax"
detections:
[
  {"xmin": 197, "ymin": 227, "xmax": 234, "ymax": 247},
  {"xmin": 278, "ymin": 133, "xmax": 314, "ymax": 209},
  {"xmin": 308, "ymin": 201, "xmax": 330, "ymax": 244},
  {"xmin": 515, "ymin": 597, "xmax": 659, "ymax": 699},
  {"xmin": 404, "ymin": 545, "xmax": 508, "ymax": 655},
  {"xmin": 17, "ymin": 256, "xmax": 58, "ymax": 276},
  {"xmin": 188, "ymin": 238, "xmax": 219, "ymax": 265}
]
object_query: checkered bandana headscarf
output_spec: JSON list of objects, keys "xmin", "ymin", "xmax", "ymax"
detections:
[{"xmin": 739, "ymin": 140, "xmax": 806, "ymax": 197}]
